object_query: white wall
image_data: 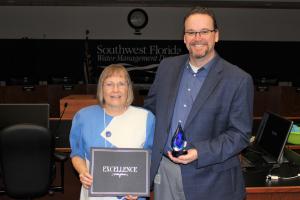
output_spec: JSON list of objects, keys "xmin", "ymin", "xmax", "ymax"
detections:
[{"xmin": 0, "ymin": 6, "xmax": 299, "ymax": 41}]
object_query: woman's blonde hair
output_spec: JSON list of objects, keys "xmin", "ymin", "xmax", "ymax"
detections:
[{"xmin": 97, "ymin": 64, "xmax": 134, "ymax": 107}]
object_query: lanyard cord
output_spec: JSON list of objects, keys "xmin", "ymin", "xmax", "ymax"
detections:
[{"xmin": 103, "ymin": 108, "xmax": 107, "ymax": 148}]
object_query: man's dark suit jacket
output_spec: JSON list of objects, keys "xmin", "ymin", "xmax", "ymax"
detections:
[{"xmin": 144, "ymin": 54, "xmax": 254, "ymax": 200}]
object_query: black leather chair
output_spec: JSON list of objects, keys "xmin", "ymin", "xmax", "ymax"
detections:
[{"xmin": 0, "ymin": 124, "xmax": 67, "ymax": 199}]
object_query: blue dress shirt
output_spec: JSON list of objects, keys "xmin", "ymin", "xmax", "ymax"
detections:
[{"xmin": 164, "ymin": 57, "xmax": 217, "ymax": 153}]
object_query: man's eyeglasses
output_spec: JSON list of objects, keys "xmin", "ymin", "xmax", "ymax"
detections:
[{"xmin": 185, "ymin": 29, "xmax": 216, "ymax": 37}]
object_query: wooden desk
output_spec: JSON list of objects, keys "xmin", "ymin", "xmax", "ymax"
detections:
[
  {"xmin": 55, "ymin": 148, "xmax": 71, "ymax": 153},
  {"xmin": 246, "ymin": 186, "xmax": 300, "ymax": 200},
  {"xmin": 60, "ymin": 95, "xmax": 98, "ymax": 120},
  {"xmin": 287, "ymin": 145, "xmax": 300, "ymax": 151}
]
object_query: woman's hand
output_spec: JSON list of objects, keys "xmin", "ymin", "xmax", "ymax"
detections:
[
  {"xmin": 71, "ymin": 156, "xmax": 93, "ymax": 189},
  {"xmin": 124, "ymin": 194, "xmax": 138, "ymax": 200},
  {"xmin": 79, "ymin": 171, "xmax": 93, "ymax": 189}
]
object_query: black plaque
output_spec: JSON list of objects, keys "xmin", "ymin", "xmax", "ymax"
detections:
[{"xmin": 89, "ymin": 148, "xmax": 150, "ymax": 197}]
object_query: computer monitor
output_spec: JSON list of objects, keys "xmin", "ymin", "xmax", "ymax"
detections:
[
  {"xmin": 0, "ymin": 103, "xmax": 49, "ymax": 129},
  {"xmin": 254, "ymin": 112, "xmax": 293, "ymax": 164}
]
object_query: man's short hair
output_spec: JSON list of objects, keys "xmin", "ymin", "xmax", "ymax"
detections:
[{"xmin": 183, "ymin": 7, "xmax": 218, "ymax": 31}]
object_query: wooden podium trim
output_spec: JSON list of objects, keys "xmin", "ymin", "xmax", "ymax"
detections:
[{"xmin": 60, "ymin": 95, "xmax": 98, "ymax": 120}]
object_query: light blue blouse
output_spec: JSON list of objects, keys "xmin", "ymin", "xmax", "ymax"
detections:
[{"xmin": 70, "ymin": 105, "xmax": 155, "ymax": 161}]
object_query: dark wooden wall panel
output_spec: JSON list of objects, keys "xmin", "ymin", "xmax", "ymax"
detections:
[{"xmin": 3, "ymin": 85, "xmax": 48, "ymax": 103}]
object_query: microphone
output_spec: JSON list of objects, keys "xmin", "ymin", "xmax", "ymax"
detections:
[{"xmin": 54, "ymin": 102, "xmax": 68, "ymax": 140}]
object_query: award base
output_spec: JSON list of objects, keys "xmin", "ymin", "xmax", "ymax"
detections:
[{"xmin": 172, "ymin": 150, "xmax": 187, "ymax": 157}]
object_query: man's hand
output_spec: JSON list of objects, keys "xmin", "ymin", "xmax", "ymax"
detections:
[{"xmin": 167, "ymin": 148, "xmax": 198, "ymax": 164}]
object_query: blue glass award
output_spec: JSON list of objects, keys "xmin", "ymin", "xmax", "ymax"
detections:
[{"xmin": 171, "ymin": 122, "xmax": 187, "ymax": 157}]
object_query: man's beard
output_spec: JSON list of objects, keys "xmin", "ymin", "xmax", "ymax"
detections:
[
  {"xmin": 190, "ymin": 47, "xmax": 209, "ymax": 59},
  {"xmin": 187, "ymin": 41, "xmax": 209, "ymax": 59}
]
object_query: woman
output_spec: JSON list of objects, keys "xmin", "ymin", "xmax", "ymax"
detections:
[{"xmin": 70, "ymin": 64, "xmax": 155, "ymax": 200}]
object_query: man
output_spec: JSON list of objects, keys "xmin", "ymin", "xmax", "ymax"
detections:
[{"xmin": 144, "ymin": 7, "xmax": 254, "ymax": 200}]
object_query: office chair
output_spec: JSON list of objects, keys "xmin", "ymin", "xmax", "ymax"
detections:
[{"xmin": 0, "ymin": 124, "xmax": 67, "ymax": 199}]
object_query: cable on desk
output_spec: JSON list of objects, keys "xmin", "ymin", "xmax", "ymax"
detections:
[
  {"xmin": 266, "ymin": 163, "xmax": 300, "ymax": 181},
  {"xmin": 266, "ymin": 174, "xmax": 300, "ymax": 181}
]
